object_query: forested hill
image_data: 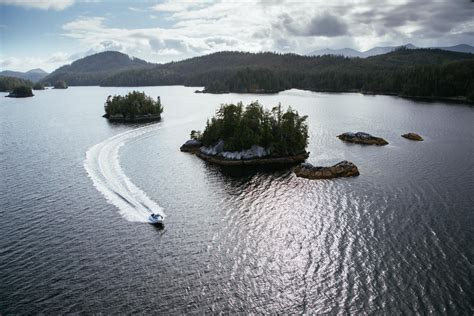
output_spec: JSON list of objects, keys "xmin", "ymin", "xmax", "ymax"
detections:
[
  {"xmin": 43, "ymin": 48, "xmax": 474, "ymax": 101},
  {"xmin": 42, "ymin": 51, "xmax": 154, "ymax": 85}
]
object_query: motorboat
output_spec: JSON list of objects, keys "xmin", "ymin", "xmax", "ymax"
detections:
[{"xmin": 148, "ymin": 213, "xmax": 164, "ymax": 226}]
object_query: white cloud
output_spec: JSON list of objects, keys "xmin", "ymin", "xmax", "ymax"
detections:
[
  {"xmin": 0, "ymin": 51, "xmax": 77, "ymax": 72},
  {"xmin": 4, "ymin": 0, "xmax": 473, "ymax": 72},
  {"xmin": 0, "ymin": 0, "xmax": 74, "ymax": 10}
]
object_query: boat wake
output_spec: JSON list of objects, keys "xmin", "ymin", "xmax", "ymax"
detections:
[{"xmin": 84, "ymin": 123, "xmax": 165, "ymax": 222}]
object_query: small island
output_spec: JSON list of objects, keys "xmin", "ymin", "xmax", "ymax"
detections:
[
  {"xmin": 402, "ymin": 132, "xmax": 424, "ymax": 141},
  {"xmin": 53, "ymin": 80, "xmax": 68, "ymax": 89},
  {"xmin": 337, "ymin": 132, "xmax": 389, "ymax": 146},
  {"xmin": 181, "ymin": 101, "xmax": 309, "ymax": 166},
  {"xmin": 103, "ymin": 91, "xmax": 163, "ymax": 122},
  {"xmin": 294, "ymin": 161, "xmax": 360, "ymax": 179},
  {"xmin": 33, "ymin": 83, "xmax": 45, "ymax": 90},
  {"xmin": 6, "ymin": 85, "xmax": 34, "ymax": 98}
]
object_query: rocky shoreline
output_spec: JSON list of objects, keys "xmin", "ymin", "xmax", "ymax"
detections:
[
  {"xmin": 180, "ymin": 139, "xmax": 308, "ymax": 166},
  {"xmin": 103, "ymin": 113, "xmax": 162, "ymax": 122},
  {"xmin": 195, "ymin": 151, "xmax": 309, "ymax": 166},
  {"xmin": 294, "ymin": 161, "xmax": 360, "ymax": 179}
]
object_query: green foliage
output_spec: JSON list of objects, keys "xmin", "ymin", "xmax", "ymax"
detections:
[
  {"xmin": 54, "ymin": 80, "xmax": 68, "ymax": 89},
  {"xmin": 0, "ymin": 76, "xmax": 33, "ymax": 92},
  {"xmin": 41, "ymin": 49, "xmax": 474, "ymax": 100},
  {"xmin": 104, "ymin": 91, "xmax": 163, "ymax": 119},
  {"xmin": 33, "ymin": 82, "xmax": 45, "ymax": 90},
  {"xmin": 198, "ymin": 101, "xmax": 308, "ymax": 155},
  {"xmin": 190, "ymin": 130, "xmax": 202, "ymax": 140},
  {"xmin": 8, "ymin": 85, "xmax": 34, "ymax": 97},
  {"xmin": 42, "ymin": 51, "xmax": 152, "ymax": 86}
]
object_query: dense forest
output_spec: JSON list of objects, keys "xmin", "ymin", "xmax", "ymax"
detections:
[
  {"xmin": 43, "ymin": 51, "xmax": 153, "ymax": 86},
  {"xmin": 40, "ymin": 48, "xmax": 474, "ymax": 102},
  {"xmin": 0, "ymin": 76, "xmax": 33, "ymax": 92},
  {"xmin": 6, "ymin": 85, "xmax": 34, "ymax": 98},
  {"xmin": 104, "ymin": 91, "xmax": 163, "ymax": 120},
  {"xmin": 195, "ymin": 101, "xmax": 308, "ymax": 155}
]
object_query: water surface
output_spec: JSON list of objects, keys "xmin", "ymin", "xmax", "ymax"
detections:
[{"xmin": 1, "ymin": 87, "xmax": 473, "ymax": 313}]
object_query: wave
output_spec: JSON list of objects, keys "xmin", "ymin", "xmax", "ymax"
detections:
[{"xmin": 84, "ymin": 123, "xmax": 165, "ymax": 222}]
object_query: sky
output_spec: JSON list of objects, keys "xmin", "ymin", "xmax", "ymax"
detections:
[{"xmin": 0, "ymin": 0, "xmax": 473, "ymax": 72}]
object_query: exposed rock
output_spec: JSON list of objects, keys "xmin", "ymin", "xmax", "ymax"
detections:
[
  {"xmin": 186, "ymin": 139, "xmax": 308, "ymax": 166},
  {"xmin": 200, "ymin": 140, "xmax": 225, "ymax": 156},
  {"xmin": 102, "ymin": 113, "xmax": 162, "ymax": 122},
  {"xmin": 196, "ymin": 151, "xmax": 309, "ymax": 166},
  {"xmin": 402, "ymin": 132, "xmax": 424, "ymax": 141},
  {"xmin": 180, "ymin": 139, "xmax": 202, "ymax": 152},
  {"xmin": 294, "ymin": 161, "xmax": 360, "ymax": 179},
  {"xmin": 337, "ymin": 132, "xmax": 388, "ymax": 146}
]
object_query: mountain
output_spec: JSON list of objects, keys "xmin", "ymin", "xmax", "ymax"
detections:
[
  {"xmin": 0, "ymin": 68, "xmax": 48, "ymax": 82},
  {"xmin": 41, "ymin": 48, "xmax": 474, "ymax": 102},
  {"xmin": 439, "ymin": 44, "xmax": 474, "ymax": 54},
  {"xmin": 309, "ymin": 44, "xmax": 474, "ymax": 58},
  {"xmin": 42, "ymin": 51, "xmax": 154, "ymax": 85}
]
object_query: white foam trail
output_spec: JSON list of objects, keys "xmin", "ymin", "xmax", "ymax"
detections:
[{"xmin": 84, "ymin": 123, "xmax": 165, "ymax": 222}]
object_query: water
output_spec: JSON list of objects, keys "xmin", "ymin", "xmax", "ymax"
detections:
[{"xmin": 1, "ymin": 86, "xmax": 473, "ymax": 314}]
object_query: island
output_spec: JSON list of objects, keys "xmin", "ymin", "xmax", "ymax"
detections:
[
  {"xmin": 402, "ymin": 132, "xmax": 424, "ymax": 141},
  {"xmin": 181, "ymin": 101, "xmax": 309, "ymax": 166},
  {"xmin": 53, "ymin": 80, "xmax": 68, "ymax": 89},
  {"xmin": 33, "ymin": 83, "xmax": 45, "ymax": 90},
  {"xmin": 6, "ymin": 85, "xmax": 34, "ymax": 98},
  {"xmin": 103, "ymin": 91, "xmax": 163, "ymax": 122},
  {"xmin": 294, "ymin": 161, "xmax": 360, "ymax": 179},
  {"xmin": 337, "ymin": 132, "xmax": 389, "ymax": 146}
]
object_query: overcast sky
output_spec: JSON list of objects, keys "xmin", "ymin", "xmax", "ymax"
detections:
[{"xmin": 1, "ymin": 0, "xmax": 473, "ymax": 72}]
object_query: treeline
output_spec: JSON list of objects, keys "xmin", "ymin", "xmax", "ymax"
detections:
[
  {"xmin": 197, "ymin": 101, "xmax": 308, "ymax": 155},
  {"xmin": 0, "ymin": 76, "xmax": 33, "ymax": 92},
  {"xmin": 41, "ymin": 49, "xmax": 474, "ymax": 101}
]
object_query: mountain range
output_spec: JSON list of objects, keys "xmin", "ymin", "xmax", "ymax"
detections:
[
  {"xmin": 309, "ymin": 44, "xmax": 474, "ymax": 58},
  {"xmin": 1, "ymin": 47, "xmax": 473, "ymax": 102},
  {"xmin": 0, "ymin": 68, "xmax": 49, "ymax": 82}
]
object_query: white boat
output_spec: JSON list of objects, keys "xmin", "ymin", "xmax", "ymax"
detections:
[{"xmin": 148, "ymin": 213, "xmax": 164, "ymax": 226}]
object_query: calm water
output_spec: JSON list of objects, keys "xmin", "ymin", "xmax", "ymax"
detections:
[{"xmin": 1, "ymin": 87, "xmax": 473, "ymax": 314}]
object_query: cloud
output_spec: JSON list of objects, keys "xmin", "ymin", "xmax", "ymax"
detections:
[
  {"xmin": 58, "ymin": 1, "xmax": 474, "ymax": 62},
  {"xmin": 151, "ymin": 1, "xmax": 210, "ymax": 13},
  {"xmin": 5, "ymin": 0, "xmax": 469, "ymax": 72},
  {"xmin": 305, "ymin": 14, "xmax": 348, "ymax": 37},
  {"xmin": 0, "ymin": 0, "xmax": 74, "ymax": 10},
  {"xmin": 0, "ymin": 51, "xmax": 78, "ymax": 72}
]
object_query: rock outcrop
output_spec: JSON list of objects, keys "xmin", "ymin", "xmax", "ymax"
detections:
[
  {"xmin": 294, "ymin": 161, "xmax": 360, "ymax": 179},
  {"xmin": 181, "ymin": 139, "xmax": 308, "ymax": 166},
  {"xmin": 402, "ymin": 132, "xmax": 424, "ymax": 141},
  {"xmin": 337, "ymin": 132, "xmax": 388, "ymax": 146},
  {"xmin": 180, "ymin": 139, "xmax": 202, "ymax": 152},
  {"xmin": 196, "ymin": 151, "xmax": 309, "ymax": 166}
]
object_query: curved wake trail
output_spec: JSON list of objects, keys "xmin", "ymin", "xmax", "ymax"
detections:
[{"xmin": 84, "ymin": 123, "xmax": 165, "ymax": 222}]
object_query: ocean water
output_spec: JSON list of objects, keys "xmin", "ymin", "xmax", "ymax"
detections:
[{"xmin": 1, "ymin": 86, "xmax": 473, "ymax": 313}]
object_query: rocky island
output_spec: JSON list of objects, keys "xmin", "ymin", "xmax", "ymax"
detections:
[
  {"xmin": 103, "ymin": 91, "xmax": 163, "ymax": 122},
  {"xmin": 337, "ymin": 132, "xmax": 389, "ymax": 145},
  {"xmin": 181, "ymin": 101, "xmax": 309, "ymax": 166},
  {"xmin": 294, "ymin": 161, "xmax": 360, "ymax": 179},
  {"xmin": 402, "ymin": 132, "xmax": 424, "ymax": 141},
  {"xmin": 6, "ymin": 85, "xmax": 34, "ymax": 98}
]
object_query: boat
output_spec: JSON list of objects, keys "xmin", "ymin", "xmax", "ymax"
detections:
[{"xmin": 148, "ymin": 213, "xmax": 164, "ymax": 226}]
